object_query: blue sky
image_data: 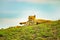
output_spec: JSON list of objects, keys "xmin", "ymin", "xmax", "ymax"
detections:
[{"xmin": 0, "ymin": 0, "xmax": 60, "ymax": 28}]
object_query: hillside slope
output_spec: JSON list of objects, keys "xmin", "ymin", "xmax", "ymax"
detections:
[{"xmin": 0, "ymin": 20, "xmax": 60, "ymax": 40}]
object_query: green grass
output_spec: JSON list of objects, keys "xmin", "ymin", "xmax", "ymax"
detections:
[{"xmin": 0, "ymin": 20, "xmax": 60, "ymax": 40}]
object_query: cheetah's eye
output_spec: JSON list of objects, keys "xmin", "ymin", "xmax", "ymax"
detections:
[{"xmin": 30, "ymin": 18, "xmax": 32, "ymax": 19}]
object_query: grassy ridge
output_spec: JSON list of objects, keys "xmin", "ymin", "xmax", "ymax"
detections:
[{"xmin": 0, "ymin": 20, "xmax": 60, "ymax": 40}]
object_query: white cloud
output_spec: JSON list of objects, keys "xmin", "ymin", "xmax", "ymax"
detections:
[
  {"xmin": 0, "ymin": 18, "xmax": 27, "ymax": 28},
  {"xmin": 52, "ymin": 8, "xmax": 60, "ymax": 20},
  {"xmin": 16, "ymin": 0, "xmax": 47, "ymax": 3},
  {"xmin": 16, "ymin": 0, "xmax": 60, "ymax": 4},
  {"xmin": 1, "ymin": 0, "xmax": 60, "ymax": 4}
]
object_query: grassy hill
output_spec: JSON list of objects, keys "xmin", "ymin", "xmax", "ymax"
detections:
[{"xmin": 0, "ymin": 20, "xmax": 60, "ymax": 40}]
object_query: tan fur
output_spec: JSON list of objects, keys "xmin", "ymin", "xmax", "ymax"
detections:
[{"xmin": 19, "ymin": 15, "xmax": 52, "ymax": 25}]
